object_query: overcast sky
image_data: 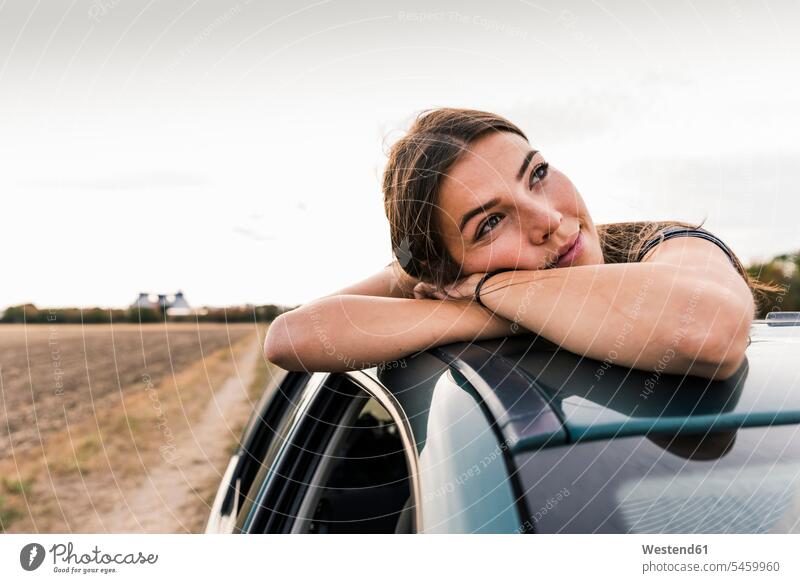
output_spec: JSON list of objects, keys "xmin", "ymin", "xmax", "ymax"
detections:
[{"xmin": 2, "ymin": 0, "xmax": 799, "ymax": 309}]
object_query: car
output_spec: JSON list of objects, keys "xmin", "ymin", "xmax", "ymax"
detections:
[{"xmin": 206, "ymin": 312, "xmax": 800, "ymax": 534}]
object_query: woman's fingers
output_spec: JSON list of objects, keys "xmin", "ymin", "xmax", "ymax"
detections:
[
  {"xmin": 414, "ymin": 280, "xmax": 476, "ymax": 301},
  {"xmin": 413, "ymin": 281, "xmax": 438, "ymax": 299},
  {"xmin": 443, "ymin": 276, "xmax": 479, "ymax": 301}
]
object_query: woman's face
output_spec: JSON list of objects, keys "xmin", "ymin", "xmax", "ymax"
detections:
[{"xmin": 435, "ymin": 131, "xmax": 604, "ymax": 276}]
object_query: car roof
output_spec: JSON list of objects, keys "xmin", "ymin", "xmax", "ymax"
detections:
[{"xmin": 369, "ymin": 317, "xmax": 800, "ymax": 454}]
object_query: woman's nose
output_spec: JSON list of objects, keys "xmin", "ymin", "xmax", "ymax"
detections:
[{"xmin": 523, "ymin": 200, "xmax": 563, "ymax": 245}]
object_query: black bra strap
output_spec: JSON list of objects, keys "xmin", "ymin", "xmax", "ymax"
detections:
[{"xmin": 638, "ymin": 227, "xmax": 737, "ymax": 266}]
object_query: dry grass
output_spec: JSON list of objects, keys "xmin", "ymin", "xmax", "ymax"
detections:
[
  {"xmin": 225, "ymin": 326, "xmax": 274, "ymax": 457},
  {"xmin": 0, "ymin": 322, "xmax": 270, "ymax": 533}
]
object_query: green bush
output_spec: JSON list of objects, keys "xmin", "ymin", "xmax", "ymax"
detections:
[
  {"xmin": 126, "ymin": 307, "xmax": 161, "ymax": 323},
  {"xmin": 0, "ymin": 304, "xmax": 38, "ymax": 323},
  {"xmin": 747, "ymin": 252, "xmax": 799, "ymax": 318}
]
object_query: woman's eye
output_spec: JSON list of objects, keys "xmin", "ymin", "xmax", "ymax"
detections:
[
  {"xmin": 476, "ymin": 214, "xmax": 503, "ymax": 240},
  {"xmin": 529, "ymin": 162, "xmax": 549, "ymax": 189}
]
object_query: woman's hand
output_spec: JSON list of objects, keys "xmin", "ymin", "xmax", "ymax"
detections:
[{"xmin": 412, "ymin": 272, "xmax": 489, "ymax": 302}]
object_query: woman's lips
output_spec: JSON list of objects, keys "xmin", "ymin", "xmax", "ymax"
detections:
[{"xmin": 555, "ymin": 231, "xmax": 583, "ymax": 268}]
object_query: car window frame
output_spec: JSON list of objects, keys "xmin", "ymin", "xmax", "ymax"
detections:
[
  {"xmin": 289, "ymin": 394, "xmax": 367, "ymax": 533},
  {"xmin": 346, "ymin": 370, "xmax": 422, "ymax": 532},
  {"xmin": 246, "ymin": 370, "xmax": 421, "ymax": 534},
  {"xmin": 206, "ymin": 369, "xmax": 313, "ymax": 533},
  {"xmin": 236, "ymin": 371, "xmax": 330, "ymax": 533}
]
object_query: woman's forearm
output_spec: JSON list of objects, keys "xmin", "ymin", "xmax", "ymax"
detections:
[
  {"xmin": 264, "ymin": 294, "xmax": 519, "ymax": 372},
  {"xmin": 478, "ymin": 262, "xmax": 753, "ymax": 380}
]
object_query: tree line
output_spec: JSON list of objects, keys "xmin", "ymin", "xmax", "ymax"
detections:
[
  {"xmin": 0, "ymin": 304, "xmax": 297, "ymax": 324},
  {"xmin": 746, "ymin": 251, "xmax": 800, "ymax": 317}
]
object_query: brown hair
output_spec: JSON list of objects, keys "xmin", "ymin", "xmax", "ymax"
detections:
[
  {"xmin": 382, "ymin": 107, "xmax": 781, "ymax": 309},
  {"xmin": 598, "ymin": 219, "xmax": 781, "ymax": 310}
]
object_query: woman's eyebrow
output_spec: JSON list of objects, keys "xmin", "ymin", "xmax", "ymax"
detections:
[
  {"xmin": 459, "ymin": 197, "xmax": 501, "ymax": 234},
  {"xmin": 516, "ymin": 149, "xmax": 538, "ymax": 180}
]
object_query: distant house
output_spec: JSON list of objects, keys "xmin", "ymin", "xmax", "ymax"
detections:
[
  {"xmin": 132, "ymin": 293, "xmax": 154, "ymax": 309},
  {"xmin": 130, "ymin": 290, "xmax": 205, "ymax": 316},
  {"xmin": 167, "ymin": 291, "xmax": 193, "ymax": 316}
]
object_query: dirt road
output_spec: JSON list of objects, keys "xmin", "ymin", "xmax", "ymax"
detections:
[
  {"xmin": 75, "ymin": 340, "xmax": 262, "ymax": 533},
  {"xmin": 1, "ymin": 323, "xmax": 274, "ymax": 533}
]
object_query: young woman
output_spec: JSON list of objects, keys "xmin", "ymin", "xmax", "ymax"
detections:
[{"xmin": 265, "ymin": 108, "xmax": 774, "ymax": 380}]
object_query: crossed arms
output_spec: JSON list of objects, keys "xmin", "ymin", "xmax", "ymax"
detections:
[{"xmin": 265, "ymin": 237, "xmax": 754, "ymax": 380}]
